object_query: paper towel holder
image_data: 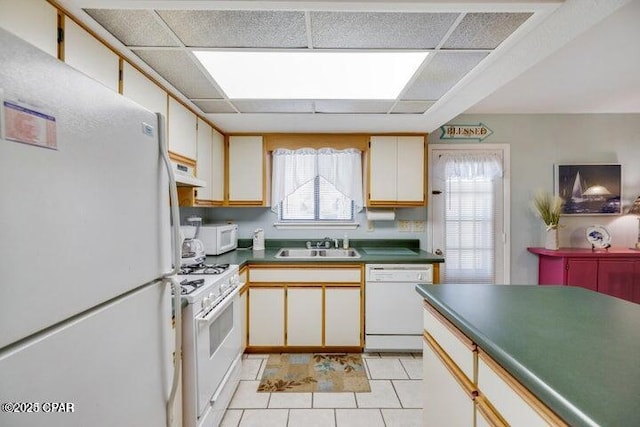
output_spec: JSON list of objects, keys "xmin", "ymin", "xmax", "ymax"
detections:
[{"xmin": 366, "ymin": 208, "xmax": 396, "ymax": 221}]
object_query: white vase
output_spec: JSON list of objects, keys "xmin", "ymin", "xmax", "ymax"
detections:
[{"xmin": 544, "ymin": 227, "xmax": 559, "ymax": 250}]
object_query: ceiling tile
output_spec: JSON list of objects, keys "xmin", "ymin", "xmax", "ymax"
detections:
[
  {"xmin": 132, "ymin": 50, "xmax": 223, "ymax": 98},
  {"xmin": 315, "ymin": 100, "xmax": 394, "ymax": 114},
  {"xmin": 83, "ymin": 9, "xmax": 179, "ymax": 47},
  {"xmin": 157, "ymin": 10, "xmax": 307, "ymax": 48},
  {"xmin": 192, "ymin": 100, "xmax": 237, "ymax": 114},
  {"xmin": 443, "ymin": 13, "xmax": 533, "ymax": 49},
  {"xmin": 402, "ymin": 51, "xmax": 489, "ymax": 100},
  {"xmin": 390, "ymin": 101, "xmax": 434, "ymax": 114},
  {"xmin": 310, "ymin": 12, "xmax": 459, "ymax": 49},
  {"xmin": 233, "ymin": 100, "xmax": 314, "ymax": 113}
]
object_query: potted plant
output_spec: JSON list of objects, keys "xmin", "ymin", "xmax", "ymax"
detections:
[{"xmin": 533, "ymin": 190, "xmax": 563, "ymax": 250}]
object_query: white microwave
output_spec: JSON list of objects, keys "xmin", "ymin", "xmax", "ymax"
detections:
[{"xmin": 182, "ymin": 223, "xmax": 238, "ymax": 255}]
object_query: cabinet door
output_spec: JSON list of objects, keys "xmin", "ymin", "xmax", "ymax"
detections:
[
  {"xmin": 248, "ymin": 288, "xmax": 284, "ymax": 347},
  {"xmin": 210, "ymin": 128, "xmax": 225, "ymax": 202},
  {"xmin": 195, "ymin": 118, "xmax": 213, "ymax": 201},
  {"xmin": 566, "ymin": 259, "xmax": 597, "ymax": 291},
  {"xmin": 228, "ymin": 136, "xmax": 264, "ymax": 204},
  {"xmin": 121, "ymin": 62, "xmax": 167, "ymax": 118},
  {"xmin": 325, "ymin": 288, "xmax": 360, "ymax": 346},
  {"xmin": 167, "ymin": 97, "xmax": 197, "ymax": 160},
  {"xmin": 63, "ymin": 19, "xmax": 119, "ymax": 92},
  {"xmin": 0, "ymin": 0, "xmax": 58, "ymax": 57},
  {"xmin": 287, "ymin": 287, "xmax": 322, "ymax": 346},
  {"xmin": 396, "ymin": 136, "xmax": 424, "ymax": 202},
  {"xmin": 423, "ymin": 339, "xmax": 475, "ymax": 427},
  {"xmin": 598, "ymin": 259, "xmax": 636, "ymax": 302},
  {"xmin": 635, "ymin": 261, "xmax": 640, "ymax": 304},
  {"xmin": 369, "ymin": 136, "xmax": 397, "ymax": 202},
  {"xmin": 240, "ymin": 289, "xmax": 248, "ymax": 352}
]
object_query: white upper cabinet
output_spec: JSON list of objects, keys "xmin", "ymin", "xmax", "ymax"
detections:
[
  {"xmin": 195, "ymin": 118, "xmax": 213, "ymax": 202},
  {"xmin": 63, "ymin": 18, "xmax": 119, "ymax": 92},
  {"xmin": 228, "ymin": 135, "xmax": 264, "ymax": 205},
  {"xmin": 167, "ymin": 97, "xmax": 197, "ymax": 161},
  {"xmin": 194, "ymin": 119, "xmax": 224, "ymax": 205},
  {"xmin": 368, "ymin": 136, "xmax": 425, "ymax": 206},
  {"xmin": 0, "ymin": 0, "xmax": 58, "ymax": 57},
  {"xmin": 121, "ymin": 62, "xmax": 167, "ymax": 118},
  {"xmin": 210, "ymin": 128, "xmax": 225, "ymax": 202}
]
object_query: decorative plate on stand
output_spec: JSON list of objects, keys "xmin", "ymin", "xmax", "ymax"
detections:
[{"xmin": 586, "ymin": 225, "xmax": 611, "ymax": 249}]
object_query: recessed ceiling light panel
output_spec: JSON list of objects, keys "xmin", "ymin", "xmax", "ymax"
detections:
[{"xmin": 193, "ymin": 51, "xmax": 428, "ymax": 100}]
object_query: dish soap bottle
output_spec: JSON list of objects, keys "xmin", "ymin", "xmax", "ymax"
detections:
[{"xmin": 343, "ymin": 234, "xmax": 349, "ymax": 249}]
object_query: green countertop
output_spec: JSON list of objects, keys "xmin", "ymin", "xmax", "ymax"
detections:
[
  {"xmin": 205, "ymin": 239, "xmax": 444, "ymax": 267},
  {"xmin": 416, "ymin": 284, "xmax": 640, "ymax": 427}
]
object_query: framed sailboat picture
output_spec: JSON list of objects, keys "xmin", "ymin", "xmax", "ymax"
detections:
[{"xmin": 555, "ymin": 163, "xmax": 622, "ymax": 215}]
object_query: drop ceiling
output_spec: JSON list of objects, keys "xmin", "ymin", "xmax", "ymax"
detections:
[{"xmin": 56, "ymin": 1, "xmax": 638, "ymax": 133}]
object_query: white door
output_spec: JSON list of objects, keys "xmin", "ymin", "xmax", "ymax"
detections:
[{"xmin": 428, "ymin": 144, "xmax": 510, "ymax": 284}]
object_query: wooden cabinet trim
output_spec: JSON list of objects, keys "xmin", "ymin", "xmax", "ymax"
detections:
[
  {"xmin": 423, "ymin": 331, "xmax": 477, "ymax": 398},
  {"xmin": 478, "ymin": 349, "xmax": 568, "ymax": 426},
  {"xmin": 475, "ymin": 394, "xmax": 509, "ymax": 427}
]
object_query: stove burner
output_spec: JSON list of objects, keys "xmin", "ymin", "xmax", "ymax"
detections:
[
  {"xmin": 179, "ymin": 278, "xmax": 206, "ymax": 295},
  {"xmin": 179, "ymin": 263, "xmax": 230, "ymax": 275}
]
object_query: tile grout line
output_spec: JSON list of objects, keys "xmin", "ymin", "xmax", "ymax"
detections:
[{"xmin": 389, "ymin": 377, "xmax": 405, "ymax": 409}]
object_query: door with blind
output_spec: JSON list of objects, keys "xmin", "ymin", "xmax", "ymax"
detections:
[{"xmin": 429, "ymin": 145, "xmax": 510, "ymax": 284}]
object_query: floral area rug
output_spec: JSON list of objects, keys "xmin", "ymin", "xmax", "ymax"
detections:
[{"xmin": 257, "ymin": 354, "xmax": 371, "ymax": 393}]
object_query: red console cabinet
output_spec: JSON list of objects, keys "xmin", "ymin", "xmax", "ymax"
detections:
[{"xmin": 527, "ymin": 248, "xmax": 640, "ymax": 304}]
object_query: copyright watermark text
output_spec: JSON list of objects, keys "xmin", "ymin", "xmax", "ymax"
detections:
[{"xmin": 1, "ymin": 402, "xmax": 75, "ymax": 413}]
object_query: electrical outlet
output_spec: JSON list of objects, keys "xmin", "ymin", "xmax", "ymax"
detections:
[
  {"xmin": 366, "ymin": 220, "xmax": 375, "ymax": 232},
  {"xmin": 398, "ymin": 220, "xmax": 412, "ymax": 232},
  {"xmin": 412, "ymin": 220, "xmax": 426, "ymax": 232}
]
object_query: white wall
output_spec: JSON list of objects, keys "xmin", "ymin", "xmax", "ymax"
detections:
[
  {"xmin": 180, "ymin": 206, "xmax": 428, "ymax": 247},
  {"xmin": 430, "ymin": 113, "xmax": 640, "ymax": 284}
]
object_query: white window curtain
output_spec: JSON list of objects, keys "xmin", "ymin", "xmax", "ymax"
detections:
[
  {"xmin": 435, "ymin": 151, "xmax": 503, "ymax": 284},
  {"xmin": 271, "ymin": 147, "xmax": 363, "ymax": 213},
  {"xmin": 435, "ymin": 152, "xmax": 503, "ymax": 180}
]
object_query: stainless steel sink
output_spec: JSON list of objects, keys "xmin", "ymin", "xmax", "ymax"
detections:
[{"xmin": 275, "ymin": 247, "xmax": 361, "ymax": 259}]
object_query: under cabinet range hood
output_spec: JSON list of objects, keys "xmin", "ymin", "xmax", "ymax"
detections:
[{"xmin": 171, "ymin": 160, "xmax": 206, "ymax": 187}]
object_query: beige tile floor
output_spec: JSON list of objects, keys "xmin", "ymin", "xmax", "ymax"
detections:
[{"xmin": 222, "ymin": 353, "xmax": 423, "ymax": 427}]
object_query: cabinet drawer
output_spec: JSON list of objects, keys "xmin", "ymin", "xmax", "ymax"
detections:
[
  {"xmin": 477, "ymin": 351, "xmax": 566, "ymax": 426},
  {"xmin": 423, "ymin": 303, "xmax": 475, "ymax": 380},
  {"xmin": 250, "ymin": 268, "xmax": 361, "ymax": 283}
]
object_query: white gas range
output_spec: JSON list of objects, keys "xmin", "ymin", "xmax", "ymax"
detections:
[{"xmin": 179, "ymin": 262, "xmax": 243, "ymax": 427}]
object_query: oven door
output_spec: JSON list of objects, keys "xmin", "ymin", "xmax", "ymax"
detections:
[{"xmin": 194, "ymin": 289, "xmax": 241, "ymax": 417}]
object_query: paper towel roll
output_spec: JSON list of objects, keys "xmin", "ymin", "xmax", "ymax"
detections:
[{"xmin": 366, "ymin": 209, "xmax": 396, "ymax": 221}]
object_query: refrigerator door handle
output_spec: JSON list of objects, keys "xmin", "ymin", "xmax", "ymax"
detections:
[
  {"xmin": 157, "ymin": 113, "xmax": 182, "ymax": 278},
  {"xmin": 157, "ymin": 113, "xmax": 182, "ymax": 427}
]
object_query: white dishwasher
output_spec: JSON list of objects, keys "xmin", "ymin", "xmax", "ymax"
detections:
[{"xmin": 365, "ymin": 264, "xmax": 433, "ymax": 352}]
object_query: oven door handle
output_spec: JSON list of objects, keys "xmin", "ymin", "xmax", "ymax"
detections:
[{"xmin": 196, "ymin": 288, "xmax": 238, "ymax": 327}]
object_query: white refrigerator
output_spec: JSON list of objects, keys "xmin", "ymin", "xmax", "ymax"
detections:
[{"xmin": 0, "ymin": 29, "xmax": 181, "ymax": 426}]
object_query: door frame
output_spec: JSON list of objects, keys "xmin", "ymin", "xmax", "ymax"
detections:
[{"xmin": 427, "ymin": 143, "xmax": 511, "ymax": 284}]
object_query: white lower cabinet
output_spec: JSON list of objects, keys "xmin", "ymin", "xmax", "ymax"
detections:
[
  {"xmin": 325, "ymin": 288, "xmax": 361, "ymax": 346},
  {"xmin": 240, "ymin": 289, "xmax": 248, "ymax": 351},
  {"xmin": 423, "ymin": 301, "xmax": 566, "ymax": 427},
  {"xmin": 247, "ymin": 266, "xmax": 362, "ymax": 350},
  {"xmin": 287, "ymin": 287, "xmax": 322, "ymax": 346},
  {"xmin": 248, "ymin": 288, "xmax": 284, "ymax": 347},
  {"xmin": 423, "ymin": 337, "xmax": 475, "ymax": 427}
]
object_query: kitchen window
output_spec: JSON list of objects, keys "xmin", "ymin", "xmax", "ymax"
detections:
[{"xmin": 272, "ymin": 147, "xmax": 363, "ymax": 228}]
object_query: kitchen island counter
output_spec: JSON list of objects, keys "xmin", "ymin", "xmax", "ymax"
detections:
[{"xmin": 416, "ymin": 283, "xmax": 640, "ymax": 427}]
